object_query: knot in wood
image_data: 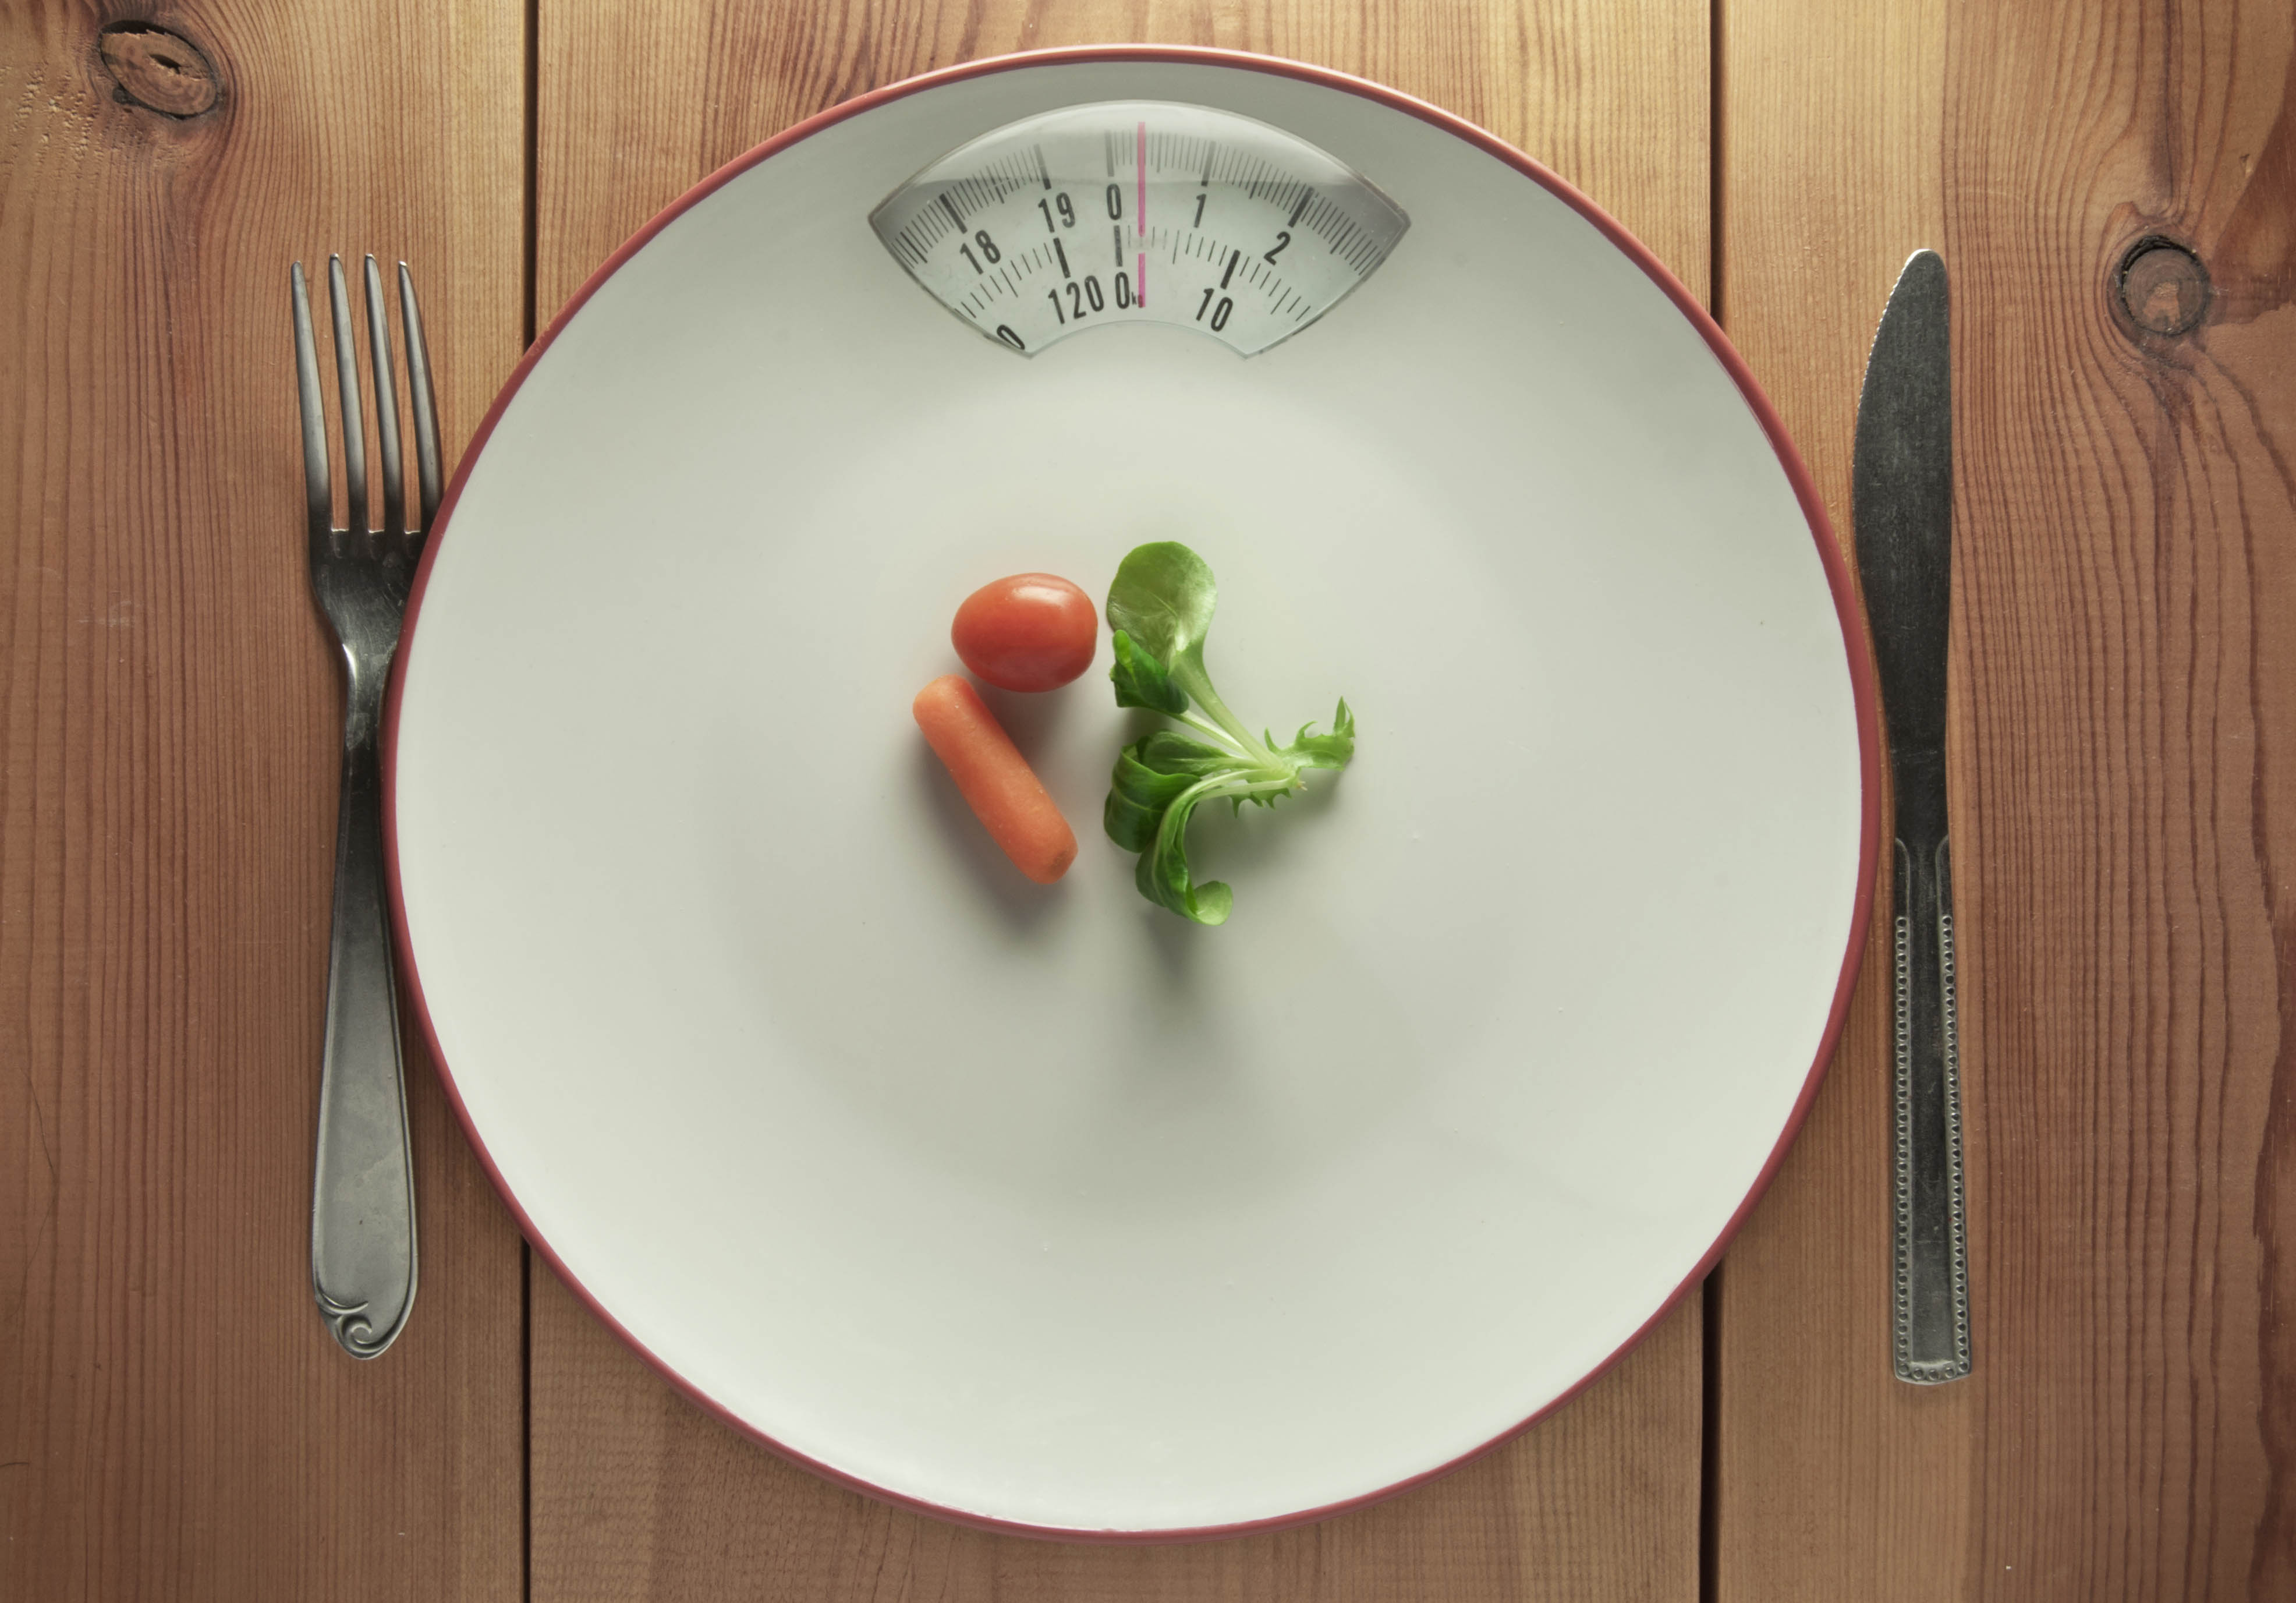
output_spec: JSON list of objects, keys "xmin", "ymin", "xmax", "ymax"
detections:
[
  {"xmin": 98, "ymin": 22, "xmax": 220, "ymax": 118},
  {"xmin": 2116, "ymin": 238, "xmax": 2209, "ymax": 338}
]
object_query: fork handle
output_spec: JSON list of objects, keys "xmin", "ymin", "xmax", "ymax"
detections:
[{"xmin": 311, "ymin": 656, "xmax": 417, "ymax": 1357}]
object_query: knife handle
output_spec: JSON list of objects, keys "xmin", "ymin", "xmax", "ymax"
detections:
[{"xmin": 1891, "ymin": 834, "xmax": 1971, "ymax": 1382}]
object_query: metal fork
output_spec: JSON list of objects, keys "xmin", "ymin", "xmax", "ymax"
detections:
[{"xmin": 291, "ymin": 254, "xmax": 440, "ymax": 1358}]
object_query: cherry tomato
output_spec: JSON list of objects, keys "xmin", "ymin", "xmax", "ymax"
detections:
[{"xmin": 951, "ymin": 572, "xmax": 1097, "ymax": 692}]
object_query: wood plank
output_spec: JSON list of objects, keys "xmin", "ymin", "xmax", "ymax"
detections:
[
  {"xmin": 1714, "ymin": 0, "xmax": 2296, "ymax": 1596},
  {"xmin": 531, "ymin": 1, "xmax": 1709, "ymax": 322},
  {"xmin": 0, "ymin": 3, "xmax": 527, "ymax": 1597},
  {"xmin": 533, "ymin": 1266, "xmax": 1699, "ymax": 1601},
  {"xmin": 527, "ymin": 3, "xmax": 1710, "ymax": 1598}
]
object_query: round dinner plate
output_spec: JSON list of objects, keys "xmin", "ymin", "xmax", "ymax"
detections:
[{"xmin": 387, "ymin": 47, "xmax": 1878, "ymax": 1538}]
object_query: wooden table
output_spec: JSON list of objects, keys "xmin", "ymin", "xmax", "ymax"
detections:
[{"xmin": 3, "ymin": 1, "xmax": 2290, "ymax": 1597}]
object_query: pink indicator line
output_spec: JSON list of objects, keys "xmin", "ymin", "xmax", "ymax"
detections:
[{"xmin": 1136, "ymin": 120, "xmax": 1148, "ymax": 306}]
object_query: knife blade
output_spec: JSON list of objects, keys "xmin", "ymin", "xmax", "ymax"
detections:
[{"xmin": 1854, "ymin": 249, "xmax": 1971, "ymax": 1384}]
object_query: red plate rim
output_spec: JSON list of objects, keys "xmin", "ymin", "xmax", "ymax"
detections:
[{"xmin": 381, "ymin": 43, "xmax": 1882, "ymax": 1544}]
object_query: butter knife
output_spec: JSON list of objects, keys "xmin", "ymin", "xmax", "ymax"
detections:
[{"xmin": 1854, "ymin": 249, "xmax": 1971, "ymax": 1383}]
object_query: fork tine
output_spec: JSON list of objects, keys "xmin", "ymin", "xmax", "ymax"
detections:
[
  {"xmin": 327, "ymin": 255, "xmax": 369, "ymax": 532},
  {"xmin": 398, "ymin": 263, "xmax": 442, "ymax": 532},
  {"xmin": 291, "ymin": 263, "xmax": 332, "ymax": 535},
  {"xmin": 363, "ymin": 256, "xmax": 405, "ymax": 536}
]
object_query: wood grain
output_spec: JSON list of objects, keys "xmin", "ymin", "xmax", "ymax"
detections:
[
  {"xmin": 36, "ymin": 1, "xmax": 2284, "ymax": 1592},
  {"xmin": 532, "ymin": 1267, "xmax": 1699, "ymax": 1602},
  {"xmin": 527, "ymin": 3, "xmax": 1710, "ymax": 1598},
  {"xmin": 1713, "ymin": 0, "xmax": 2296, "ymax": 1597},
  {"xmin": 530, "ymin": 0, "xmax": 1709, "ymax": 323},
  {"xmin": 0, "ymin": 2, "xmax": 526, "ymax": 1597}
]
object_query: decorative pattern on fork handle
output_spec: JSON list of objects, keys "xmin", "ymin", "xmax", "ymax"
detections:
[{"xmin": 290, "ymin": 255, "xmax": 440, "ymax": 1358}]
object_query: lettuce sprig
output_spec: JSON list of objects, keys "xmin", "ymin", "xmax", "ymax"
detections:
[{"xmin": 1102, "ymin": 542, "xmax": 1353, "ymax": 925}]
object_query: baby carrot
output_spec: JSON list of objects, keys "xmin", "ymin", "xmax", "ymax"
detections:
[{"xmin": 912, "ymin": 675, "xmax": 1078, "ymax": 884}]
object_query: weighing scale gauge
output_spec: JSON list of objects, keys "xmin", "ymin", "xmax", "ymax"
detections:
[{"xmin": 870, "ymin": 101, "xmax": 1411, "ymax": 357}]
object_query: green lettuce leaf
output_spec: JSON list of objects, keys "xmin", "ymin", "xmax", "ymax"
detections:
[
  {"xmin": 1108, "ymin": 629, "xmax": 1189, "ymax": 716},
  {"xmin": 1100, "ymin": 544, "xmax": 1356, "ymax": 925}
]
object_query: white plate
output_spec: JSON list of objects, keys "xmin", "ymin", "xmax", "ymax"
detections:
[{"xmin": 387, "ymin": 48, "xmax": 1877, "ymax": 1539}]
